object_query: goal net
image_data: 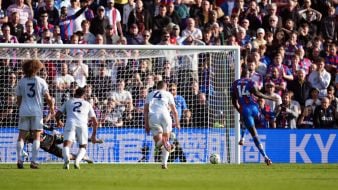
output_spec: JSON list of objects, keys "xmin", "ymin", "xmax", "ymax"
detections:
[{"xmin": 0, "ymin": 44, "xmax": 240, "ymax": 164}]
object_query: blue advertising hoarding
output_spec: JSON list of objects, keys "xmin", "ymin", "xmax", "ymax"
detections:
[{"xmin": 0, "ymin": 128, "xmax": 337, "ymax": 163}]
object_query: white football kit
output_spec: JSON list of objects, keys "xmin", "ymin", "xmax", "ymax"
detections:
[
  {"xmin": 60, "ymin": 98, "xmax": 96, "ymax": 144},
  {"xmin": 16, "ymin": 76, "xmax": 49, "ymax": 131},
  {"xmin": 146, "ymin": 90, "xmax": 175, "ymax": 136}
]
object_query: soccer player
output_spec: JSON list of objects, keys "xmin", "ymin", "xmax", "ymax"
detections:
[
  {"xmin": 56, "ymin": 87, "xmax": 98, "ymax": 170},
  {"xmin": 231, "ymin": 68, "xmax": 278, "ymax": 166},
  {"xmin": 24, "ymin": 124, "xmax": 102, "ymax": 163},
  {"xmin": 16, "ymin": 59, "xmax": 55, "ymax": 169},
  {"xmin": 144, "ymin": 81, "xmax": 180, "ymax": 169}
]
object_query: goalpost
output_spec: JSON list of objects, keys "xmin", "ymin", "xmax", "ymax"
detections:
[{"xmin": 0, "ymin": 44, "xmax": 240, "ymax": 164}]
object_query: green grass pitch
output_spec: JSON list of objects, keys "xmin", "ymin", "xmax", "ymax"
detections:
[{"xmin": 1, "ymin": 164, "xmax": 337, "ymax": 190}]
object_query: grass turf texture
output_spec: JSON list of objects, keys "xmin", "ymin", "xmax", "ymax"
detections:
[{"xmin": 0, "ymin": 164, "xmax": 337, "ymax": 190}]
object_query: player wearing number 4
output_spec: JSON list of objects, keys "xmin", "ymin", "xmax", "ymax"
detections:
[
  {"xmin": 55, "ymin": 87, "xmax": 98, "ymax": 170},
  {"xmin": 144, "ymin": 81, "xmax": 180, "ymax": 169},
  {"xmin": 16, "ymin": 59, "xmax": 55, "ymax": 169},
  {"xmin": 231, "ymin": 68, "xmax": 279, "ymax": 166}
]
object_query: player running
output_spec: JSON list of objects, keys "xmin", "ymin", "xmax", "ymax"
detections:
[
  {"xmin": 56, "ymin": 87, "xmax": 98, "ymax": 169},
  {"xmin": 231, "ymin": 68, "xmax": 278, "ymax": 166},
  {"xmin": 144, "ymin": 81, "xmax": 180, "ymax": 169}
]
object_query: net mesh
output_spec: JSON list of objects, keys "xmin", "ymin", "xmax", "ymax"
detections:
[{"xmin": 0, "ymin": 45, "xmax": 239, "ymax": 163}]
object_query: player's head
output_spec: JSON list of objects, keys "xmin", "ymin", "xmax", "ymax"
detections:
[
  {"xmin": 240, "ymin": 67, "xmax": 250, "ymax": 78},
  {"xmin": 22, "ymin": 59, "xmax": 44, "ymax": 77},
  {"xmin": 156, "ymin": 80, "xmax": 167, "ymax": 90},
  {"xmin": 74, "ymin": 87, "xmax": 86, "ymax": 98}
]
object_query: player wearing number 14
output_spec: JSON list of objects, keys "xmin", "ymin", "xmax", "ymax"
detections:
[
  {"xmin": 231, "ymin": 69, "xmax": 278, "ymax": 166},
  {"xmin": 16, "ymin": 60, "xmax": 55, "ymax": 169}
]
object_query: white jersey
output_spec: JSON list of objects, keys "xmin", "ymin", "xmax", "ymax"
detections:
[
  {"xmin": 60, "ymin": 98, "xmax": 96, "ymax": 128},
  {"xmin": 146, "ymin": 90, "xmax": 175, "ymax": 116},
  {"xmin": 16, "ymin": 76, "xmax": 49, "ymax": 117}
]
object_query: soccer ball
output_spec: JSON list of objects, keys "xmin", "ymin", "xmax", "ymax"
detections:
[{"xmin": 209, "ymin": 153, "xmax": 221, "ymax": 164}]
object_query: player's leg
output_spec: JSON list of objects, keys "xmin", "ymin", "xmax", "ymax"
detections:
[
  {"xmin": 74, "ymin": 126, "xmax": 89, "ymax": 169},
  {"xmin": 160, "ymin": 116, "xmax": 173, "ymax": 169},
  {"xmin": 16, "ymin": 129, "xmax": 28, "ymax": 169},
  {"xmin": 29, "ymin": 116, "xmax": 44, "ymax": 169},
  {"xmin": 239, "ymin": 122, "xmax": 246, "ymax": 145},
  {"xmin": 30, "ymin": 130, "xmax": 42, "ymax": 169},
  {"xmin": 62, "ymin": 127, "xmax": 75, "ymax": 169},
  {"xmin": 244, "ymin": 106, "xmax": 272, "ymax": 165}
]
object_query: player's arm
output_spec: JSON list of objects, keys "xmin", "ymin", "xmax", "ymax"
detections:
[
  {"xmin": 44, "ymin": 92, "xmax": 55, "ymax": 116},
  {"xmin": 251, "ymin": 87, "xmax": 277, "ymax": 102},
  {"xmin": 169, "ymin": 103, "xmax": 180, "ymax": 130},
  {"xmin": 55, "ymin": 111, "xmax": 64, "ymax": 128},
  {"xmin": 144, "ymin": 103, "xmax": 150, "ymax": 134},
  {"xmin": 230, "ymin": 92, "xmax": 240, "ymax": 112},
  {"xmin": 16, "ymin": 96, "xmax": 22, "ymax": 107},
  {"xmin": 90, "ymin": 116, "xmax": 98, "ymax": 143}
]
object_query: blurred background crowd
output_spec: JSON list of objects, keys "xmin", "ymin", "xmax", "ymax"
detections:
[{"xmin": 0, "ymin": 0, "xmax": 337, "ymax": 129}]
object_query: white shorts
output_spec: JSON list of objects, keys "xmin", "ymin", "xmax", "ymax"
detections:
[
  {"xmin": 149, "ymin": 113, "xmax": 172, "ymax": 136},
  {"xmin": 18, "ymin": 116, "xmax": 43, "ymax": 131},
  {"xmin": 63, "ymin": 125, "xmax": 88, "ymax": 145}
]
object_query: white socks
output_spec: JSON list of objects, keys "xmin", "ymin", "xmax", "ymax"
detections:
[
  {"xmin": 31, "ymin": 140, "xmax": 40, "ymax": 163},
  {"xmin": 161, "ymin": 146, "xmax": 169, "ymax": 166},
  {"xmin": 17, "ymin": 140, "xmax": 24, "ymax": 162},
  {"xmin": 62, "ymin": 147, "xmax": 70, "ymax": 162},
  {"xmin": 75, "ymin": 148, "xmax": 86, "ymax": 164}
]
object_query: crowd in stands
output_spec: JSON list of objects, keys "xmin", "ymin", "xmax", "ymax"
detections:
[{"xmin": 0, "ymin": 0, "xmax": 337, "ymax": 129}]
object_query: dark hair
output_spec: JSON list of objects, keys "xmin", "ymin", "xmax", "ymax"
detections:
[
  {"xmin": 74, "ymin": 87, "xmax": 86, "ymax": 97},
  {"xmin": 156, "ymin": 81, "xmax": 166, "ymax": 89}
]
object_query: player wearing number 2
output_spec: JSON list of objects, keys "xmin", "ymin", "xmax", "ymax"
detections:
[
  {"xmin": 231, "ymin": 68, "xmax": 278, "ymax": 166},
  {"xmin": 55, "ymin": 87, "xmax": 98, "ymax": 170},
  {"xmin": 144, "ymin": 81, "xmax": 180, "ymax": 169},
  {"xmin": 16, "ymin": 59, "xmax": 55, "ymax": 169}
]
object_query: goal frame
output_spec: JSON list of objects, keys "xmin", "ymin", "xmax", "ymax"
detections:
[{"xmin": 0, "ymin": 44, "xmax": 241, "ymax": 164}]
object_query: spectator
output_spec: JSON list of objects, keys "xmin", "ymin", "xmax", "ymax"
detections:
[
  {"xmin": 89, "ymin": 6, "xmax": 110, "ymax": 36},
  {"xmin": 151, "ymin": 4, "xmax": 171, "ymax": 44},
  {"xmin": 69, "ymin": 51, "xmax": 89, "ymax": 87},
  {"xmin": 182, "ymin": 17, "xmax": 203, "ymax": 41},
  {"xmin": 8, "ymin": 12, "xmax": 24, "ymax": 40},
  {"xmin": 34, "ymin": 10, "xmax": 54, "ymax": 37},
  {"xmin": 264, "ymin": 15, "xmax": 280, "ymax": 36},
  {"xmin": 279, "ymin": 0, "xmax": 300, "ymax": 28},
  {"xmin": 36, "ymin": 0, "xmax": 59, "ymax": 26},
  {"xmin": 263, "ymin": 81, "xmax": 282, "ymax": 128},
  {"xmin": 37, "ymin": 28, "xmax": 52, "ymax": 44},
  {"xmin": 108, "ymin": 79, "xmax": 133, "ymax": 113},
  {"xmin": 320, "ymin": 6, "xmax": 336, "ymax": 42},
  {"xmin": 313, "ymin": 97, "xmax": 337, "ymax": 128},
  {"xmin": 122, "ymin": 0, "xmax": 135, "ymax": 32},
  {"xmin": 193, "ymin": 92, "xmax": 208, "ymax": 127},
  {"xmin": 105, "ymin": 0, "xmax": 123, "ymax": 37},
  {"xmin": 308, "ymin": 57, "xmax": 331, "ymax": 98},
  {"xmin": 54, "ymin": 63, "xmax": 75, "ymax": 107},
  {"xmin": 327, "ymin": 85, "xmax": 338, "ymax": 109},
  {"xmin": 287, "ymin": 69, "xmax": 311, "ymax": 108},
  {"xmin": 265, "ymin": 66, "xmax": 287, "ymax": 96},
  {"xmin": 244, "ymin": 0, "xmax": 262, "ymax": 31},
  {"xmin": 0, "ymin": 24, "xmax": 19, "ymax": 43},
  {"xmin": 256, "ymin": 97, "xmax": 275, "ymax": 128},
  {"xmin": 80, "ymin": 20, "xmax": 95, "ymax": 44},
  {"xmin": 127, "ymin": 0, "xmax": 153, "ymax": 34},
  {"xmin": 89, "ymin": 64, "xmax": 113, "ymax": 101},
  {"xmin": 142, "ymin": 30, "xmax": 152, "ymax": 45},
  {"xmin": 181, "ymin": 108, "xmax": 193, "ymax": 127},
  {"xmin": 169, "ymin": 83, "xmax": 189, "ymax": 122},
  {"xmin": 6, "ymin": 0, "xmax": 33, "ymax": 30},
  {"xmin": 297, "ymin": 105, "xmax": 314, "ymax": 128},
  {"xmin": 166, "ymin": 1, "xmax": 180, "ymax": 26},
  {"xmin": 67, "ymin": 0, "xmax": 85, "ymax": 35},
  {"xmin": 252, "ymin": 28, "xmax": 267, "ymax": 49},
  {"xmin": 0, "ymin": 2, "xmax": 8, "ymax": 32},
  {"xmin": 101, "ymin": 98, "xmax": 124, "ymax": 127},
  {"xmin": 126, "ymin": 23, "xmax": 143, "ymax": 44},
  {"xmin": 276, "ymin": 91, "xmax": 300, "ymax": 129},
  {"xmin": 247, "ymin": 57, "xmax": 263, "ymax": 90},
  {"xmin": 262, "ymin": 3, "xmax": 282, "ymax": 30}
]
